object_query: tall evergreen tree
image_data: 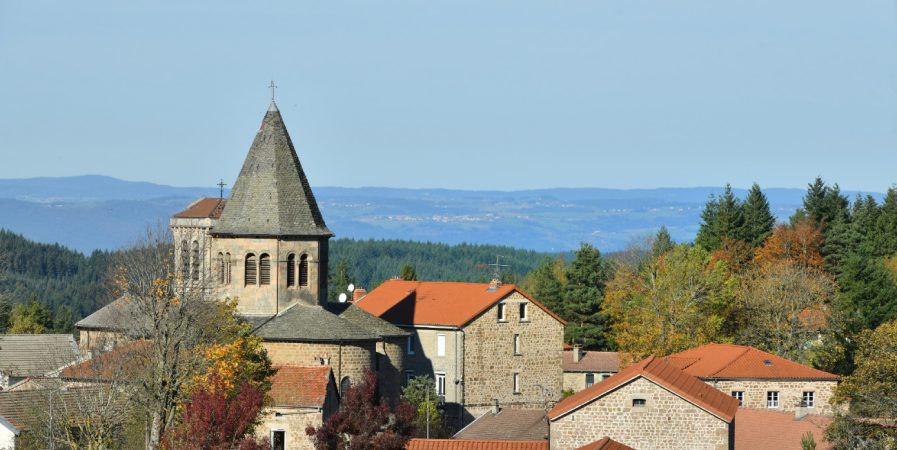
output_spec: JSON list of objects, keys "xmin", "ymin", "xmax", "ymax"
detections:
[
  {"xmin": 524, "ymin": 256, "xmax": 565, "ymax": 315},
  {"xmin": 695, "ymin": 184, "xmax": 746, "ymax": 251},
  {"xmin": 872, "ymin": 187, "xmax": 897, "ymax": 257},
  {"xmin": 651, "ymin": 226, "xmax": 674, "ymax": 258},
  {"xmin": 0, "ymin": 294, "xmax": 10, "ymax": 333},
  {"xmin": 741, "ymin": 183, "xmax": 775, "ymax": 248},
  {"xmin": 795, "ymin": 177, "xmax": 849, "ymax": 230},
  {"xmin": 328, "ymin": 259, "xmax": 356, "ymax": 302},
  {"xmin": 563, "ymin": 243, "xmax": 613, "ymax": 349},
  {"xmin": 400, "ymin": 263, "xmax": 418, "ymax": 281}
]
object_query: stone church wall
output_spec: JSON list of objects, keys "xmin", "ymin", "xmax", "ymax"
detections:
[{"xmin": 263, "ymin": 341, "xmax": 375, "ymax": 394}]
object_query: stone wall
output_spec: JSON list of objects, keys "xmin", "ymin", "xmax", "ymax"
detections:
[
  {"xmin": 77, "ymin": 330, "xmax": 127, "ymax": 353},
  {"xmin": 406, "ymin": 328, "xmax": 462, "ymax": 404},
  {"xmin": 170, "ymin": 217, "xmax": 215, "ymax": 286},
  {"xmin": 563, "ymin": 371, "xmax": 615, "ymax": 393},
  {"xmin": 377, "ymin": 338, "xmax": 406, "ymax": 403},
  {"xmin": 263, "ymin": 341, "xmax": 375, "ymax": 394},
  {"xmin": 550, "ymin": 377, "xmax": 731, "ymax": 450},
  {"xmin": 255, "ymin": 408, "xmax": 322, "ymax": 450},
  {"xmin": 709, "ymin": 379, "xmax": 839, "ymax": 416},
  {"xmin": 463, "ymin": 292, "xmax": 564, "ymax": 410}
]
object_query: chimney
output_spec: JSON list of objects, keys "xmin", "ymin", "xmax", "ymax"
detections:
[
  {"xmin": 573, "ymin": 344, "xmax": 583, "ymax": 363},
  {"xmin": 352, "ymin": 288, "xmax": 367, "ymax": 303},
  {"xmin": 492, "ymin": 399, "xmax": 501, "ymax": 415},
  {"xmin": 488, "ymin": 278, "xmax": 502, "ymax": 291}
]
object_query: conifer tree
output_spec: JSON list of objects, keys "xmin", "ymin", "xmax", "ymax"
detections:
[
  {"xmin": 524, "ymin": 256, "xmax": 565, "ymax": 316},
  {"xmin": 873, "ymin": 187, "xmax": 897, "ymax": 257},
  {"xmin": 651, "ymin": 226, "xmax": 674, "ymax": 258},
  {"xmin": 795, "ymin": 177, "xmax": 849, "ymax": 230},
  {"xmin": 695, "ymin": 184, "xmax": 746, "ymax": 251},
  {"xmin": 328, "ymin": 259, "xmax": 356, "ymax": 302},
  {"xmin": 400, "ymin": 263, "xmax": 417, "ymax": 281},
  {"xmin": 741, "ymin": 183, "xmax": 775, "ymax": 247},
  {"xmin": 563, "ymin": 243, "xmax": 612, "ymax": 349},
  {"xmin": 0, "ymin": 295, "xmax": 10, "ymax": 333}
]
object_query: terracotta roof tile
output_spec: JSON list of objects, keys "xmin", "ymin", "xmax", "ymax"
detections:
[
  {"xmin": 268, "ymin": 365, "xmax": 331, "ymax": 408},
  {"xmin": 406, "ymin": 439, "xmax": 548, "ymax": 450},
  {"xmin": 61, "ymin": 340, "xmax": 150, "ymax": 381},
  {"xmin": 547, "ymin": 355, "xmax": 740, "ymax": 422},
  {"xmin": 666, "ymin": 344, "xmax": 839, "ymax": 381},
  {"xmin": 453, "ymin": 409, "xmax": 547, "ymax": 441},
  {"xmin": 735, "ymin": 408, "xmax": 833, "ymax": 450},
  {"xmin": 173, "ymin": 198, "xmax": 226, "ymax": 219},
  {"xmin": 562, "ymin": 351, "xmax": 620, "ymax": 373},
  {"xmin": 356, "ymin": 280, "xmax": 565, "ymax": 328},
  {"xmin": 574, "ymin": 436, "xmax": 635, "ymax": 450}
]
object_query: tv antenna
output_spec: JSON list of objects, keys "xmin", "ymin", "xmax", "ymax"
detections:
[{"xmin": 486, "ymin": 255, "xmax": 510, "ymax": 281}]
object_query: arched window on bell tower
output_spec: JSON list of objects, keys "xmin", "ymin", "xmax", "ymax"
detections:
[
  {"xmin": 259, "ymin": 254, "xmax": 271, "ymax": 285},
  {"xmin": 299, "ymin": 254, "xmax": 309, "ymax": 287},
  {"xmin": 180, "ymin": 240, "xmax": 189, "ymax": 280},
  {"xmin": 225, "ymin": 252, "xmax": 232, "ymax": 284},
  {"xmin": 286, "ymin": 254, "xmax": 296, "ymax": 287},
  {"xmin": 191, "ymin": 241, "xmax": 200, "ymax": 281},
  {"xmin": 245, "ymin": 253, "xmax": 257, "ymax": 286},
  {"xmin": 217, "ymin": 252, "xmax": 225, "ymax": 284}
]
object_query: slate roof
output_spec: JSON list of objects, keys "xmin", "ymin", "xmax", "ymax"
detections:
[
  {"xmin": 574, "ymin": 437, "xmax": 635, "ymax": 450},
  {"xmin": 0, "ymin": 334, "xmax": 80, "ymax": 378},
  {"xmin": 547, "ymin": 355, "xmax": 740, "ymax": 422},
  {"xmin": 406, "ymin": 439, "xmax": 548, "ymax": 450},
  {"xmin": 562, "ymin": 351, "xmax": 621, "ymax": 373},
  {"xmin": 269, "ymin": 365, "xmax": 332, "ymax": 408},
  {"xmin": 735, "ymin": 408, "xmax": 833, "ymax": 450},
  {"xmin": 214, "ymin": 101, "xmax": 332, "ymax": 237},
  {"xmin": 356, "ymin": 281, "xmax": 565, "ymax": 328},
  {"xmin": 665, "ymin": 344, "xmax": 840, "ymax": 381},
  {"xmin": 454, "ymin": 409, "xmax": 547, "ymax": 441},
  {"xmin": 0, "ymin": 386, "xmax": 125, "ymax": 432},
  {"xmin": 250, "ymin": 303, "xmax": 381, "ymax": 342},
  {"xmin": 173, "ymin": 197, "xmax": 226, "ymax": 219},
  {"xmin": 330, "ymin": 303, "xmax": 409, "ymax": 338},
  {"xmin": 74, "ymin": 296, "xmax": 136, "ymax": 332}
]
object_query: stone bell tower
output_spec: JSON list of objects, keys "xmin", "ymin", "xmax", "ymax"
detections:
[{"xmin": 210, "ymin": 100, "xmax": 333, "ymax": 315}]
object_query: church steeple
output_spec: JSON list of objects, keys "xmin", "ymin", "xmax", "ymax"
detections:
[{"xmin": 214, "ymin": 102, "xmax": 332, "ymax": 237}]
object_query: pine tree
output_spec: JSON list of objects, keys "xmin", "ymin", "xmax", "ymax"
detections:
[
  {"xmin": 563, "ymin": 243, "xmax": 612, "ymax": 349},
  {"xmin": 651, "ymin": 226, "xmax": 674, "ymax": 258},
  {"xmin": 400, "ymin": 263, "xmax": 417, "ymax": 281},
  {"xmin": 328, "ymin": 259, "xmax": 356, "ymax": 302},
  {"xmin": 0, "ymin": 295, "xmax": 10, "ymax": 333},
  {"xmin": 524, "ymin": 256, "xmax": 565, "ymax": 315},
  {"xmin": 741, "ymin": 183, "xmax": 775, "ymax": 248},
  {"xmin": 872, "ymin": 187, "xmax": 897, "ymax": 257},
  {"xmin": 695, "ymin": 184, "xmax": 746, "ymax": 251},
  {"xmin": 795, "ymin": 177, "xmax": 849, "ymax": 230}
]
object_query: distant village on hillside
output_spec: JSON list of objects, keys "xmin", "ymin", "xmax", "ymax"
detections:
[{"xmin": 1, "ymin": 97, "xmax": 895, "ymax": 450}]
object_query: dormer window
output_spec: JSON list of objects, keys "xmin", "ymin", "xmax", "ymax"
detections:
[{"xmin": 497, "ymin": 303, "xmax": 506, "ymax": 322}]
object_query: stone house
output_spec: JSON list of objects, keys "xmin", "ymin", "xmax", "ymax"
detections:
[
  {"xmin": 356, "ymin": 280, "xmax": 566, "ymax": 427},
  {"xmin": 255, "ymin": 365, "xmax": 339, "ymax": 450},
  {"xmin": 406, "ymin": 439, "xmax": 549, "ymax": 450},
  {"xmin": 453, "ymin": 408, "xmax": 547, "ymax": 442},
  {"xmin": 0, "ymin": 335, "xmax": 80, "ymax": 390},
  {"xmin": 665, "ymin": 344, "xmax": 840, "ymax": 415},
  {"xmin": 75, "ymin": 99, "xmax": 407, "ymax": 399},
  {"xmin": 562, "ymin": 347, "xmax": 620, "ymax": 393},
  {"xmin": 574, "ymin": 437, "xmax": 635, "ymax": 450},
  {"xmin": 547, "ymin": 355, "xmax": 739, "ymax": 450}
]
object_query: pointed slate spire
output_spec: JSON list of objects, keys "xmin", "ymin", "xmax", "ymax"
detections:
[{"xmin": 214, "ymin": 102, "xmax": 333, "ymax": 237}]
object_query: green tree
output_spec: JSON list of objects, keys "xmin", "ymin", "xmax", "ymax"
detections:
[
  {"xmin": 563, "ymin": 243, "xmax": 612, "ymax": 349},
  {"xmin": 8, "ymin": 298, "xmax": 53, "ymax": 334},
  {"xmin": 53, "ymin": 305, "xmax": 74, "ymax": 333},
  {"xmin": 0, "ymin": 295, "xmax": 10, "ymax": 333},
  {"xmin": 872, "ymin": 187, "xmax": 897, "ymax": 257},
  {"xmin": 794, "ymin": 177, "xmax": 848, "ymax": 230},
  {"xmin": 741, "ymin": 183, "xmax": 776, "ymax": 248},
  {"xmin": 695, "ymin": 184, "xmax": 746, "ymax": 251},
  {"xmin": 401, "ymin": 375, "xmax": 445, "ymax": 438},
  {"xmin": 651, "ymin": 226, "xmax": 674, "ymax": 258},
  {"xmin": 328, "ymin": 259, "xmax": 356, "ymax": 303},
  {"xmin": 400, "ymin": 263, "xmax": 417, "ymax": 281},
  {"xmin": 523, "ymin": 256, "xmax": 565, "ymax": 316}
]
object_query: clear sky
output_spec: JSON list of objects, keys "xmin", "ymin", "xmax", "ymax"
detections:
[{"xmin": 1, "ymin": 1, "xmax": 896, "ymax": 192}]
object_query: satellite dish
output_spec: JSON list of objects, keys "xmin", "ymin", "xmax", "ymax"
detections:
[
  {"xmin": 347, "ymin": 284, "xmax": 355, "ymax": 293},
  {"xmin": 338, "ymin": 293, "xmax": 348, "ymax": 303}
]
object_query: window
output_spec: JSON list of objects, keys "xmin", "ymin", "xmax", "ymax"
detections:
[
  {"xmin": 732, "ymin": 391, "xmax": 744, "ymax": 406},
  {"xmin": 435, "ymin": 372, "xmax": 446, "ymax": 396},
  {"xmin": 245, "ymin": 254, "xmax": 257, "ymax": 286},
  {"xmin": 298, "ymin": 254, "xmax": 309, "ymax": 287},
  {"xmin": 340, "ymin": 376, "xmax": 351, "ymax": 394},
  {"xmin": 601, "ymin": 374, "xmax": 612, "ymax": 380},
  {"xmin": 271, "ymin": 430, "xmax": 285, "ymax": 450},
  {"xmin": 519, "ymin": 303, "xmax": 528, "ymax": 321},
  {"xmin": 217, "ymin": 252, "xmax": 225, "ymax": 283},
  {"xmin": 191, "ymin": 241, "xmax": 200, "ymax": 281},
  {"xmin": 767, "ymin": 391, "xmax": 779, "ymax": 408},
  {"xmin": 259, "ymin": 253, "xmax": 271, "ymax": 285},
  {"xmin": 513, "ymin": 372, "xmax": 521, "ymax": 394},
  {"xmin": 632, "ymin": 398, "xmax": 647, "ymax": 408},
  {"xmin": 286, "ymin": 254, "xmax": 296, "ymax": 287},
  {"xmin": 225, "ymin": 253, "xmax": 232, "ymax": 284},
  {"xmin": 497, "ymin": 303, "xmax": 506, "ymax": 321},
  {"xmin": 513, "ymin": 334, "xmax": 521, "ymax": 355},
  {"xmin": 802, "ymin": 391, "xmax": 815, "ymax": 408},
  {"xmin": 406, "ymin": 335, "xmax": 415, "ymax": 356},
  {"xmin": 180, "ymin": 240, "xmax": 189, "ymax": 280},
  {"xmin": 405, "ymin": 370, "xmax": 415, "ymax": 385},
  {"xmin": 585, "ymin": 373, "xmax": 595, "ymax": 388},
  {"xmin": 437, "ymin": 334, "xmax": 446, "ymax": 357}
]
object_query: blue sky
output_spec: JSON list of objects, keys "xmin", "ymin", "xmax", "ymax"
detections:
[{"xmin": 1, "ymin": 1, "xmax": 896, "ymax": 192}]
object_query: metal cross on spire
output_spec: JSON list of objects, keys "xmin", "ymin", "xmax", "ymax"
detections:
[
  {"xmin": 269, "ymin": 80, "xmax": 278, "ymax": 101},
  {"xmin": 217, "ymin": 179, "xmax": 227, "ymax": 199}
]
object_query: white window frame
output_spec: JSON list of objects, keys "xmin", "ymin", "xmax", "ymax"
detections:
[
  {"xmin": 513, "ymin": 372, "xmax": 521, "ymax": 394},
  {"xmin": 497, "ymin": 303, "xmax": 507, "ymax": 322},
  {"xmin": 732, "ymin": 391, "xmax": 744, "ymax": 406},
  {"xmin": 519, "ymin": 302, "xmax": 528, "ymax": 321},
  {"xmin": 407, "ymin": 334, "xmax": 415, "ymax": 356},
  {"xmin": 802, "ymin": 391, "xmax": 815, "ymax": 408},
  {"xmin": 767, "ymin": 391, "xmax": 779, "ymax": 408},
  {"xmin": 585, "ymin": 373, "xmax": 595, "ymax": 388},
  {"xmin": 437, "ymin": 333, "xmax": 446, "ymax": 357},
  {"xmin": 435, "ymin": 372, "xmax": 446, "ymax": 396},
  {"xmin": 513, "ymin": 334, "xmax": 521, "ymax": 355}
]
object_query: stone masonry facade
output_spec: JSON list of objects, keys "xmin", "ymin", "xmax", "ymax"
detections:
[
  {"xmin": 563, "ymin": 371, "xmax": 615, "ymax": 393},
  {"xmin": 463, "ymin": 292, "xmax": 564, "ymax": 411},
  {"xmin": 377, "ymin": 338, "xmax": 406, "ymax": 403},
  {"xmin": 550, "ymin": 377, "xmax": 731, "ymax": 450},
  {"xmin": 255, "ymin": 408, "xmax": 322, "ymax": 450},
  {"xmin": 710, "ymin": 379, "xmax": 838, "ymax": 416},
  {"xmin": 263, "ymin": 341, "xmax": 375, "ymax": 394}
]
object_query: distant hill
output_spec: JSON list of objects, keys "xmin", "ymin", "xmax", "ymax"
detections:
[{"xmin": 0, "ymin": 176, "xmax": 885, "ymax": 253}]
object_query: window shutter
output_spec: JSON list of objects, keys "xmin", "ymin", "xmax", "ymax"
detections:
[
  {"xmin": 245, "ymin": 254, "xmax": 257, "ymax": 286},
  {"xmin": 259, "ymin": 254, "xmax": 271, "ymax": 285}
]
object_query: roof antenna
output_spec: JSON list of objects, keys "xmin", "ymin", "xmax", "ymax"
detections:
[{"xmin": 486, "ymin": 255, "xmax": 510, "ymax": 290}]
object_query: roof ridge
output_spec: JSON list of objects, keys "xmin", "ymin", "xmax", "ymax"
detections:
[{"xmin": 712, "ymin": 345, "xmax": 752, "ymax": 377}]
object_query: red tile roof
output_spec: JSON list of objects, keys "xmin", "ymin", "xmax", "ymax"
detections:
[
  {"xmin": 61, "ymin": 341, "xmax": 150, "ymax": 381},
  {"xmin": 547, "ymin": 355, "xmax": 740, "ymax": 422},
  {"xmin": 574, "ymin": 437, "xmax": 635, "ymax": 450},
  {"xmin": 735, "ymin": 408, "xmax": 833, "ymax": 450},
  {"xmin": 356, "ymin": 280, "xmax": 565, "ymax": 328},
  {"xmin": 665, "ymin": 344, "xmax": 839, "ymax": 381},
  {"xmin": 173, "ymin": 198, "xmax": 226, "ymax": 219},
  {"xmin": 268, "ymin": 365, "xmax": 331, "ymax": 408},
  {"xmin": 562, "ymin": 351, "xmax": 621, "ymax": 373},
  {"xmin": 406, "ymin": 439, "xmax": 548, "ymax": 450}
]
